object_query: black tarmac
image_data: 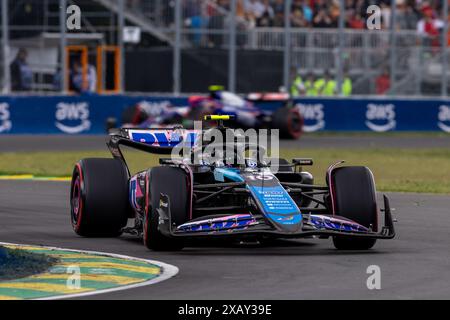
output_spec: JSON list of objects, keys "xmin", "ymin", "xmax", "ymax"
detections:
[
  {"xmin": 1, "ymin": 180, "xmax": 449, "ymax": 299},
  {"xmin": 1, "ymin": 133, "xmax": 450, "ymax": 152}
]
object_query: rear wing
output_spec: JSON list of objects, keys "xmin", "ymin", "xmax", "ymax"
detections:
[
  {"xmin": 246, "ymin": 92, "xmax": 290, "ymax": 101},
  {"xmin": 107, "ymin": 116, "xmax": 240, "ymax": 172},
  {"xmin": 109, "ymin": 114, "xmax": 236, "ymax": 154},
  {"xmin": 107, "ymin": 128, "xmax": 199, "ymax": 173}
]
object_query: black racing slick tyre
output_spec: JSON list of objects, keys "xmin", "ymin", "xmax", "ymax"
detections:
[
  {"xmin": 329, "ymin": 166, "xmax": 378, "ymax": 250},
  {"xmin": 143, "ymin": 166, "xmax": 190, "ymax": 251},
  {"xmin": 122, "ymin": 105, "xmax": 146, "ymax": 125},
  {"xmin": 70, "ymin": 158, "xmax": 129, "ymax": 237},
  {"xmin": 272, "ymin": 107, "xmax": 303, "ymax": 140}
]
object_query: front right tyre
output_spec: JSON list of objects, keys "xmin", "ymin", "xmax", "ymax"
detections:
[{"xmin": 70, "ymin": 158, "xmax": 129, "ymax": 237}]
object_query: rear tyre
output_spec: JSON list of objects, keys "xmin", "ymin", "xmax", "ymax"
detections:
[
  {"xmin": 330, "ymin": 166, "xmax": 378, "ymax": 250},
  {"xmin": 122, "ymin": 105, "xmax": 146, "ymax": 126},
  {"xmin": 144, "ymin": 166, "xmax": 190, "ymax": 251},
  {"xmin": 272, "ymin": 107, "xmax": 303, "ymax": 139},
  {"xmin": 106, "ymin": 117, "xmax": 117, "ymax": 133},
  {"xmin": 70, "ymin": 158, "xmax": 129, "ymax": 237}
]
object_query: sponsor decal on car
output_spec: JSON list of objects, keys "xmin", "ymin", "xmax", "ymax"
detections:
[
  {"xmin": 177, "ymin": 214, "xmax": 257, "ymax": 232},
  {"xmin": 295, "ymin": 103, "xmax": 325, "ymax": 132},
  {"xmin": 0, "ymin": 102, "xmax": 12, "ymax": 133},
  {"xmin": 55, "ymin": 102, "xmax": 91, "ymax": 134},
  {"xmin": 309, "ymin": 215, "xmax": 369, "ymax": 233},
  {"xmin": 129, "ymin": 129, "xmax": 198, "ymax": 147},
  {"xmin": 365, "ymin": 103, "xmax": 396, "ymax": 132},
  {"xmin": 245, "ymin": 172, "xmax": 302, "ymax": 227}
]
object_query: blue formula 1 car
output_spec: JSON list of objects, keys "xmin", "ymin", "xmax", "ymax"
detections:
[
  {"xmin": 111, "ymin": 87, "xmax": 303, "ymax": 139},
  {"xmin": 71, "ymin": 116, "xmax": 395, "ymax": 251}
]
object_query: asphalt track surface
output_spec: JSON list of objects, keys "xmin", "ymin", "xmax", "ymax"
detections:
[
  {"xmin": 1, "ymin": 134, "xmax": 450, "ymax": 152},
  {"xmin": 1, "ymin": 179, "xmax": 449, "ymax": 299}
]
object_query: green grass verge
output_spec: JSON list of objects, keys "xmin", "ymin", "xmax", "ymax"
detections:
[
  {"xmin": 1, "ymin": 148, "xmax": 449, "ymax": 194},
  {"xmin": 303, "ymin": 131, "xmax": 450, "ymax": 138},
  {"xmin": 0, "ymin": 246, "xmax": 57, "ymax": 280}
]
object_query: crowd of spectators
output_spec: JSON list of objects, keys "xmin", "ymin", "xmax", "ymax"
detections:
[
  {"xmin": 124, "ymin": 1, "xmax": 450, "ymax": 48},
  {"xmin": 178, "ymin": 0, "xmax": 445, "ymax": 32}
]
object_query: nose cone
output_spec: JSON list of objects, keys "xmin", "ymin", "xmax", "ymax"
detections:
[{"xmin": 244, "ymin": 172, "xmax": 303, "ymax": 233}]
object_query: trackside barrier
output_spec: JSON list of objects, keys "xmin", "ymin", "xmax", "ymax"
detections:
[{"xmin": 0, "ymin": 95, "xmax": 450, "ymax": 134}]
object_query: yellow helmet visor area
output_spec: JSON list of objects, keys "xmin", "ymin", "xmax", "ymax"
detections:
[{"xmin": 208, "ymin": 85, "xmax": 225, "ymax": 92}]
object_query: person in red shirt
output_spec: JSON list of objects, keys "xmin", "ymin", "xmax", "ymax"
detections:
[
  {"xmin": 348, "ymin": 13, "xmax": 365, "ymax": 29},
  {"xmin": 416, "ymin": 5, "xmax": 444, "ymax": 47},
  {"xmin": 376, "ymin": 67, "xmax": 390, "ymax": 95}
]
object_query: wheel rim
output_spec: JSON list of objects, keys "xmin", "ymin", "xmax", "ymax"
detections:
[
  {"xmin": 71, "ymin": 176, "xmax": 80, "ymax": 221},
  {"xmin": 71, "ymin": 172, "xmax": 83, "ymax": 227}
]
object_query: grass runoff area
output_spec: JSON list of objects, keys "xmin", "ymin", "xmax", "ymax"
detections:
[
  {"xmin": 0, "ymin": 147, "xmax": 449, "ymax": 194},
  {"xmin": 0, "ymin": 246, "xmax": 56, "ymax": 281}
]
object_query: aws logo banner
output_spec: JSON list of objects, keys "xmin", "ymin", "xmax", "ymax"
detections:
[
  {"xmin": 0, "ymin": 103, "xmax": 12, "ymax": 133},
  {"xmin": 438, "ymin": 105, "xmax": 450, "ymax": 132},
  {"xmin": 55, "ymin": 102, "xmax": 91, "ymax": 134},
  {"xmin": 365, "ymin": 103, "xmax": 396, "ymax": 132},
  {"xmin": 295, "ymin": 103, "xmax": 325, "ymax": 132}
]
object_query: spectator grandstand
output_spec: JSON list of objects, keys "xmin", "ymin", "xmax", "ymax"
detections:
[{"xmin": 128, "ymin": 1, "xmax": 444, "ymax": 33}]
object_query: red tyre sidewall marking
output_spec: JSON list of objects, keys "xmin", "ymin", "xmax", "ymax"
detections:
[
  {"xmin": 326, "ymin": 162, "xmax": 343, "ymax": 216},
  {"xmin": 287, "ymin": 109, "xmax": 303, "ymax": 139},
  {"xmin": 328, "ymin": 173, "xmax": 336, "ymax": 216},
  {"xmin": 367, "ymin": 169, "xmax": 379, "ymax": 232},
  {"xmin": 73, "ymin": 163, "xmax": 84, "ymax": 231},
  {"xmin": 131, "ymin": 105, "xmax": 143, "ymax": 125},
  {"xmin": 143, "ymin": 173, "xmax": 150, "ymax": 244}
]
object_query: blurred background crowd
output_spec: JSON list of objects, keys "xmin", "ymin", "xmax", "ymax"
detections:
[
  {"xmin": 1, "ymin": 0, "xmax": 450, "ymax": 96},
  {"xmin": 128, "ymin": 0, "xmax": 446, "ymax": 35}
]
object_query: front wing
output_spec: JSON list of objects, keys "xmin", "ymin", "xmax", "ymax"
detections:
[{"xmin": 156, "ymin": 194, "xmax": 395, "ymax": 240}]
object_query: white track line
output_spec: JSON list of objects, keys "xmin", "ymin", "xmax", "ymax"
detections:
[{"xmin": 0, "ymin": 242, "xmax": 179, "ymax": 300}]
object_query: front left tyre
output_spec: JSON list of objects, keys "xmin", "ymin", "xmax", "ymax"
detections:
[
  {"xmin": 70, "ymin": 158, "xmax": 129, "ymax": 237},
  {"xmin": 329, "ymin": 166, "xmax": 378, "ymax": 250}
]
